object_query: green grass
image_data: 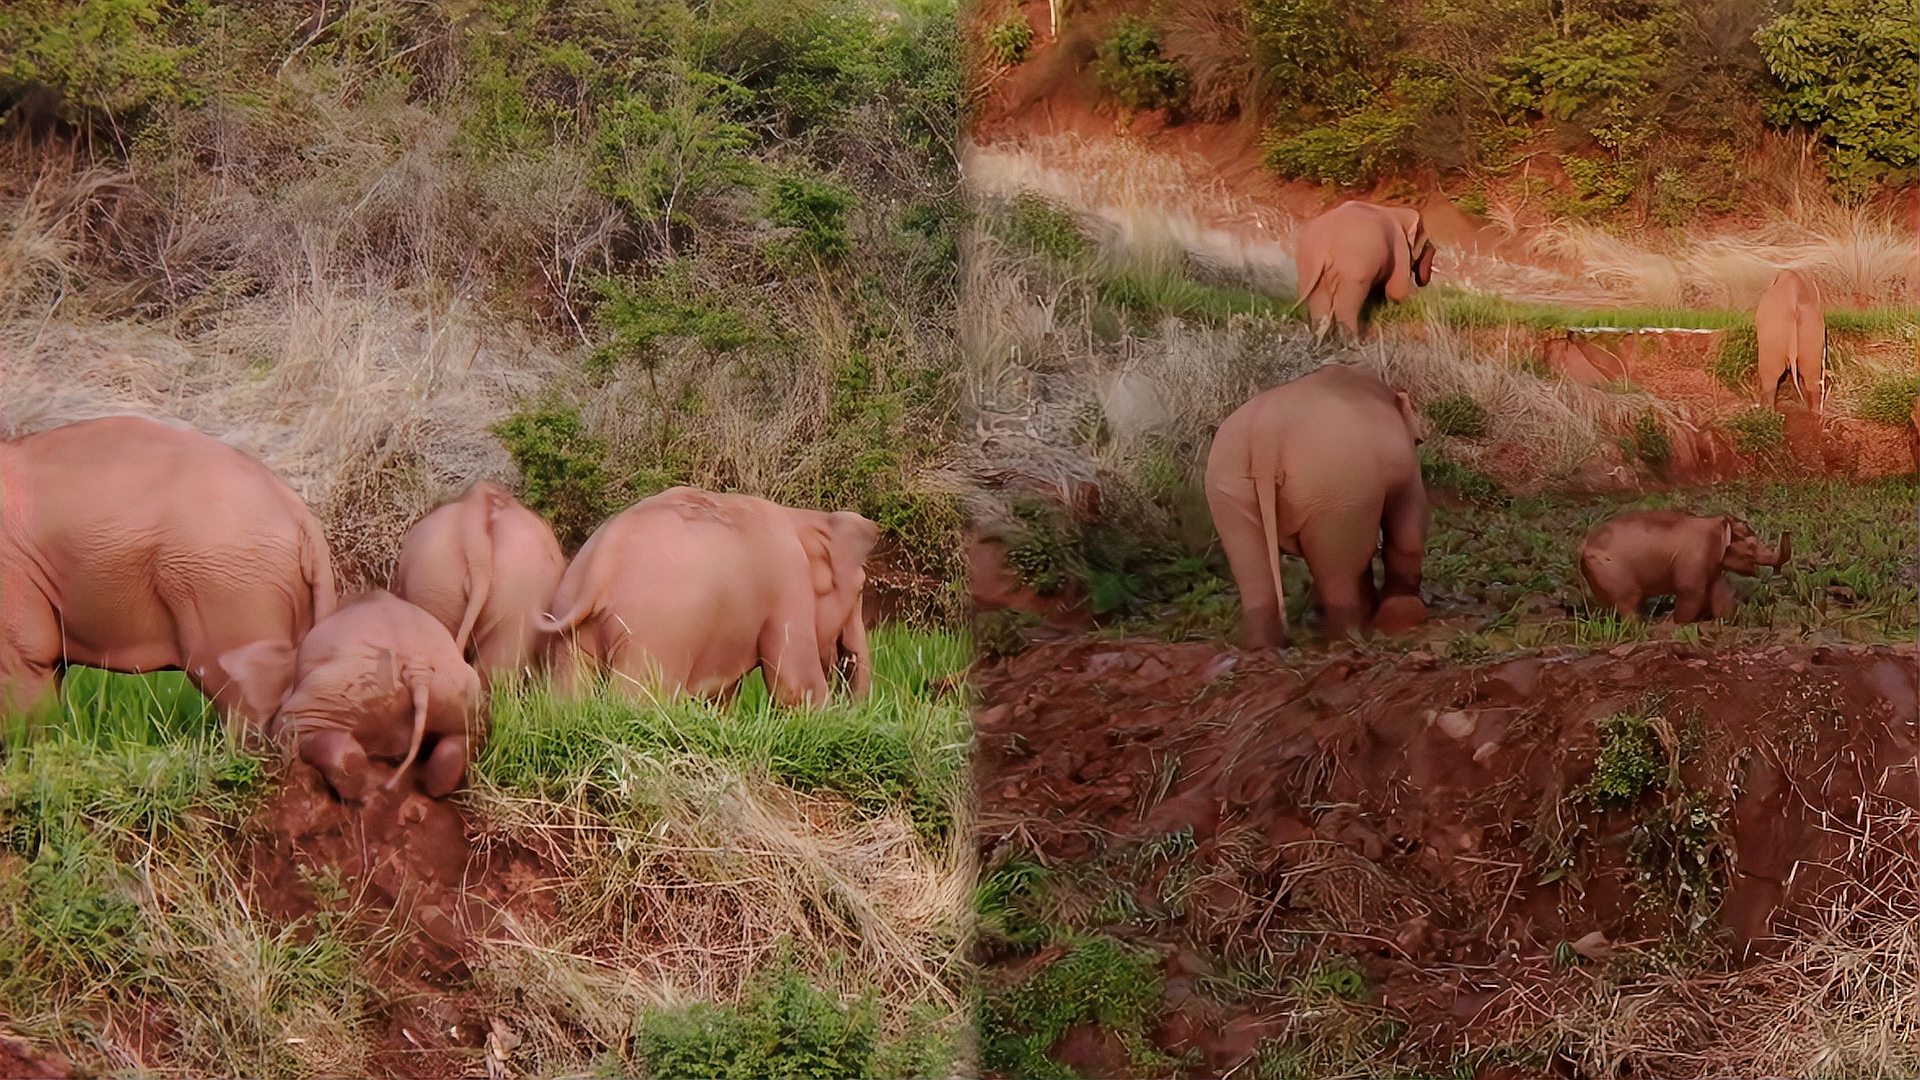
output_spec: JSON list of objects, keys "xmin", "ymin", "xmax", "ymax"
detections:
[
  {"xmin": 1396, "ymin": 289, "xmax": 1920, "ymax": 335},
  {"xmin": 1855, "ymin": 371, "xmax": 1919, "ymax": 425},
  {"xmin": 1723, "ymin": 407, "xmax": 1785, "ymax": 454},
  {"xmin": 477, "ymin": 627, "xmax": 970, "ymax": 835},
  {"xmin": 979, "ymin": 934, "xmax": 1170, "ymax": 1080}
]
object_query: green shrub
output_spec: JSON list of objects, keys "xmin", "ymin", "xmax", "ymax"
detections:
[
  {"xmin": 0, "ymin": 0, "xmax": 206, "ymax": 127},
  {"xmin": 1247, "ymin": 0, "xmax": 1389, "ymax": 114},
  {"xmin": 1492, "ymin": 20, "xmax": 1665, "ymax": 124},
  {"xmin": 980, "ymin": 935, "xmax": 1166, "ymax": 1077},
  {"xmin": 590, "ymin": 71, "xmax": 755, "ymax": 232},
  {"xmin": 492, "ymin": 406, "xmax": 615, "ymax": 549},
  {"xmin": 1422, "ymin": 393, "xmax": 1490, "ymax": 439},
  {"xmin": 1587, "ymin": 708, "xmax": 1666, "ymax": 807},
  {"xmin": 1002, "ymin": 499, "xmax": 1078, "ymax": 596},
  {"xmin": 1623, "ymin": 412, "xmax": 1672, "ymax": 469},
  {"xmin": 1725, "ymin": 408, "xmax": 1785, "ymax": 454},
  {"xmin": 635, "ymin": 968, "xmax": 883, "ymax": 1080},
  {"xmin": 983, "ymin": 14, "xmax": 1034, "ymax": 67},
  {"xmin": 1264, "ymin": 102, "xmax": 1416, "ymax": 186},
  {"xmin": 1556, "ymin": 153, "xmax": 1635, "ymax": 213},
  {"xmin": 1756, "ymin": 0, "xmax": 1920, "ymax": 193},
  {"xmin": 1095, "ymin": 15, "xmax": 1187, "ymax": 113},
  {"xmin": 1003, "ymin": 194, "xmax": 1087, "ymax": 263},
  {"xmin": 1420, "ymin": 449, "xmax": 1507, "ymax": 507},
  {"xmin": 1855, "ymin": 372, "xmax": 1920, "ymax": 425},
  {"xmin": 1711, "ymin": 324, "xmax": 1760, "ymax": 389},
  {"xmin": 765, "ymin": 170, "xmax": 856, "ymax": 266},
  {"xmin": 588, "ymin": 272, "xmax": 760, "ymax": 375}
]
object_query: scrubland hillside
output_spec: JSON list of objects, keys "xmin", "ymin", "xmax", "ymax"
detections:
[{"xmin": 1, "ymin": 2, "xmax": 979, "ymax": 1075}]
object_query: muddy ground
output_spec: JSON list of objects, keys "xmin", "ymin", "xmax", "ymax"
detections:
[{"xmin": 973, "ymin": 637, "xmax": 1919, "ymax": 1077}]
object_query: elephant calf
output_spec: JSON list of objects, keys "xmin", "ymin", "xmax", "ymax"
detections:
[
  {"xmin": 1293, "ymin": 200, "xmax": 1437, "ymax": 343},
  {"xmin": 541, "ymin": 486, "xmax": 879, "ymax": 708},
  {"xmin": 1754, "ymin": 268, "xmax": 1824, "ymax": 415},
  {"xmin": 1578, "ymin": 511, "xmax": 1791, "ymax": 623},
  {"xmin": 392, "ymin": 480, "xmax": 567, "ymax": 688},
  {"xmin": 222, "ymin": 591, "xmax": 485, "ymax": 804}
]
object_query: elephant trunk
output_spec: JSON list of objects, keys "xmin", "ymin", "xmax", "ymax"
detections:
[{"xmin": 1771, "ymin": 531, "xmax": 1793, "ymax": 568}]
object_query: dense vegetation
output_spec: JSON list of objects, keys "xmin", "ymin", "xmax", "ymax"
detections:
[
  {"xmin": 1077, "ymin": 0, "xmax": 1918, "ymax": 204},
  {"xmin": 0, "ymin": 0, "xmax": 967, "ymax": 615}
]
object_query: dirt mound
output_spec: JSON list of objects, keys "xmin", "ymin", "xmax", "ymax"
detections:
[
  {"xmin": 0, "ymin": 1032, "xmax": 72, "ymax": 1080},
  {"xmin": 974, "ymin": 638, "xmax": 1919, "ymax": 1074},
  {"xmin": 235, "ymin": 767, "xmax": 557, "ymax": 1079}
]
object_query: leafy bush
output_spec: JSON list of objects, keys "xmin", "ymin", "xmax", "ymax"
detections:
[
  {"xmin": 1756, "ymin": 0, "xmax": 1920, "ymax": 192},
  {"xmin": 1247, "ymin": 0, "xmax": 1389, "ymax": 114},
  {"xmin": 1556, "ymin": 153, "xmax": 1636, "ymax": 214},
  {"xmin": 1725, "ymin": 408, "xmax": 1785, "ymax": 454},
  {"xmin": 1264, "ymin": 101, "xmax": 1416, "ymax": 186},
  {"xmin": 1422, "ymin": 393, "xmax": 1490, "ymax": 438},
  {"xmin": 1095, "ymin": 15, "xmax": 1188, "ymax": 113},
  {"xmin": 588, "ymin": 272, "xmax": 760, "ymax": 375},
  {"xmin": 984, "ymin": 14, "xmax": 1034, "ymax": 67},
  {"xmin": 1855, "ymin": 372, "xmax": 1920, "ymax": 425},
  {"xmin": 765, "ymin": 170, "xmax": 856, "ymax": 266},
  {"xmin": 980, "ymin": 935, "xmax": 1167, "ymax": 1077},
  {"xmin": 590, "ymin": 70, "xmax": 755, "ymax": 233},
  {"xmin": 1587, "ymin": 707, "xmax": 1666, "ymax": 807},
  {"xmin": 635, "ymin": 968, "xmax": 882, "ymax": 1080},
  {"xmin": 1003, "ymin": 194, "xmax": 1087, "ymax": 263},
  {"xmin": 1712, "ymin": 324, "xmax": 1760, "ymax": 389},
  {"xmin": 0, "ymin": 0, "xmax": 206, "ymax": 127},
  {"xmin": 492, "ymin": 406, "xmax": 616, "ymax": 549},
  {"xmin": 1492, "ymin": 20, "xmax": 1665, "ymax": 124},
  {"xmin": 1623, "ymin": 412, "xmax": 1672, "ymax": 469},
  {"xmin": 1420, "ymin": 449, "xmax": 1507, "ymax": 506}
]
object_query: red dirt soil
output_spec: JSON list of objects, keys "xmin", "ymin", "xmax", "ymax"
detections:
[{"xmin": 974, "ymin": 637, "xmax": 1919, "ymax": 1076}]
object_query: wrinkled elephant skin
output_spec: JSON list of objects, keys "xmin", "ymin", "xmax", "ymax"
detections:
[
  {"xmin": 222, "ymin": 591, "xmax": 485, "ymax": 804},
  {"xmin": 541, "ymin": 486, "xmax": 879, "ymax": 708},
  {"xmin": 0, "ymin": 416, "xmax": 336, "ymax": 736},
  {"xmin": 1204, "ymin": 364, "xmax": 1431, "ymax": 649},
  {"xmin": 1294, "ymin": 201, "xmax": 1437, "ymax": 343},
  {"xmin": 392, "ymin": 480, "xmax": 566, "ymax": 688},
  {"xmin": 1579, "ymin": 510, "xmax": 1791, "ymax": 623}
]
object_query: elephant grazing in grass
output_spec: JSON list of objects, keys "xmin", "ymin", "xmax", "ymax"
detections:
[
  {"xmin": 541, "ymin": 486, "xmax": 879, "ymax": 708},
  {"xmin": 392, "ymin": 480, "xmax": 566, "ymax": 689},
  {"xmin": 222, "ymin": 591, "xmax": 486, "ymax": 804},
  {"xmin": 1204, "ymin": 364, "xmax": 1432, "ymax": 649},
  {"xmin": 1293, "ymin": 200, "xmax": 1437, "ymax": 343},
  {"xmin": 1, "ymin": 416, "xmax": 336, "ymax": 736},
  {"xmin": 1579, "ymin": 510, "xmax": 1791, "ymax": 624}
]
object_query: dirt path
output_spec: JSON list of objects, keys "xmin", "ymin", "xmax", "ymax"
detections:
[{"xmin": 974, "ymin": 637, "xmax": 1918, "ymax": 1075}]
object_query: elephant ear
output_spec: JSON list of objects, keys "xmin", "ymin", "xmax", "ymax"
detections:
[
  {"xmin": 1383, "ymin": 207, "xmax": 1424, "ymax": 302},
  {"xmin": 1718, "ymin": 516, "xmax": 1735, "ymax": 558},
  {"xmin": 217, "ymin": 640, "xmax": 298, "ymax": 724},
  {"xmin": 1394, "ymin": 390, "xmax": 1427, "ymax": 446},
  {"xmin": 824, "ymin": 512, "xmax": 880, "ymax": 595}
]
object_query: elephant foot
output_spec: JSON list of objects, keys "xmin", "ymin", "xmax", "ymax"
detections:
[
  {"xmin": 1372, "ymin": 595, "xmax": 1429, "ymax": 634},
  {"xmin": 301, "ymin": 731, "xmax": 374, "ymax": 805},
  {"xmin": 420, "ymin": 736, "xmax": 470, "ymax": 799}
]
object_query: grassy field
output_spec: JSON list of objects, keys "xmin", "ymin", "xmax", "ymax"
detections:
[{"xmin": 0, "ymin": 627, "xmax": 975, "ymax": 1077}]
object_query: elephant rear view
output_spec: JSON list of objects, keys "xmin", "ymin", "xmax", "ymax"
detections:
[
  {"xmin": 1204, "ymin": 364, "xmax": 1431, "ymax": 649},
  {"xmin": 392, "ymin": 480, "xmax": 566, "ymax": 688},
  {"xmin": 541, "ymin": 487, "xmax": 879, "ymax": 708},
  {"xmin": 1753, "ymin": 268, "xmax": 1825, "ymax": 415},
  {"xmin": 1293, "ymin": 200, "xmax": 1437, "ymax": 343},
  {"xmin": 1, "ymin": 416, "xmax": 336, "ymax": 733}
]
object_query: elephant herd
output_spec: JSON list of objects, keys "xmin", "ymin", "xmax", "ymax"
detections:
[
  {"xmin": 1292, "ymin": 198, "xmax": 1833, "ymax": 414},
  {"xmin": 1207, "ymin": 200, "xmax": 1809, "ymax": 646},
  {"xmin": 1, "ymin": 415, "xmax": 879, "ymax": 804}
]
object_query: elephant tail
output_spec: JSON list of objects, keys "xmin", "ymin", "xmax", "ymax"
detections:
[
  {"xmin": 535, "ymin": 600, "xmax": 591, "ymax": 635},
  {"xmin": 451, "ymin": 500, "xmax": 500, "ymax": 655},
  {"xmin": 1253, "ymin": 462, "xmax": 1289, "ymax": 643},
  {"xmin": 303, "ymin": 521, "xmax": 338, "ymax": 624},
  {"xmin": 384, "ymin": 674, "xmax": 431, "ymax": 791}
]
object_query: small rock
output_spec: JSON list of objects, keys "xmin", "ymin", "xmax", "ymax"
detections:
[
  {"xmin": 1201, "ymin": 654, "xmax": 1239, "ymax": 682},
  {"xmin": 1436, "ymin": 710, "xmax": 1477, "ymax": 740},
  {"xmin": 1608, "ymin": 644, "xmax": 1635, "ymax": 658},
  {"xmin": 1472, "ymin": 741, "xmax": 1500, "ymax": 763},
  {"xmin": 1571, "ymin": 930, "xmax": 1612, "ymax": 960}
]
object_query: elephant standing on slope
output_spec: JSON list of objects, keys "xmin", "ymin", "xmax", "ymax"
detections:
[
  {"xmin": 392, "ymin": 480, "xmax": 566, "ymax": 688},
  {"xmin": 222, "ymin": 591, "xmax": 485, "ymax": 803},
  {"xmin": 541, "ymin": 487, "xmax": 879, "ymax": 707},
  {"xmin": 1204, "ymin": 364, "xmax": 1431, "ymax": 649},
  {"xmin": 1294, "ymin": 200, "xmax": 1437, "ymax": 343},
  {"xmin": 1754, "ymin": 268, "xmax": 1825, "ymax": 415},
  {"xmin": 1, "ymin": 416, "xmax": 336, "ymax": 735}
]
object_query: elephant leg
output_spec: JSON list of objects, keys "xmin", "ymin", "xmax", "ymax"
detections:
[
  {"xmin": 760, "ymin": 624, "xmax": 831, "ymax": 709},
  {"xmin": 1306, "ymin": 288, "xmax": 1335, "ymax": 345},
  {"xmin": 1708, "ymin": 577, "xmax": 1738, "ymax": 621},
  {"xmin": 1756, "ymin": 356, "xmax": 1785, "ymax": 411},
  {"xmin": 1299, "ymin": 518, "xmax": 1375, "ymax": 643},
  {"xmin": 0, "ymin": 660, "xmax": 61, "ymax": 736},
  {"xmin": 1206, "ymin": 476, "xmax": 1287, "ymax": 649},
  {"xmin": 1375, "ymin": 485, "xmax": 1430, "ymax": 632},
  {"xmin": 1671, "ymin": 585, "xmax": 1708, "ymax": 624},
  {"xmin": 0, "ymin": 591, "xmax": 63, "ymax": 731},
  {"xmin": 419, "ymin": 735, "xmax": 469, "ymax": 798},
  {"xmin": 1332, "ymin": 283, "xmax": 1366, "ymax": 341},
  {"xmin": 300, "ymin": 730, "xmax": 374, "ymax": 805}
]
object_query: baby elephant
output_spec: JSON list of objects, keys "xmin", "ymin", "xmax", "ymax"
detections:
[
  {"xmin": 220, "ymin": 592, "xmax": 485, "ymax": 804},
  {"xmin": 1579, "ymin": 511, "xmax": 1791, "ymax": 623}
]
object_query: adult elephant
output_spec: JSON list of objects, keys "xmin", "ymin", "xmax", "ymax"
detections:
[
  {"xmin": 0, "ymin": 416, "xmax": 337, "ymax": 734},
  {"xmin": 540, "ymin": 486, "xmax": 879, "ymax": 707},
  {"xmin": 1294, "ymin": 200, "xmax": 1437, "ymax": 343},
  {"xmin": 1754, "ymin": 268, "xmax": 1825, "ymax": 414},
  {"xmin": 1204, "ymin": 364, "xmax": 1430, "ymax": 648}
]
